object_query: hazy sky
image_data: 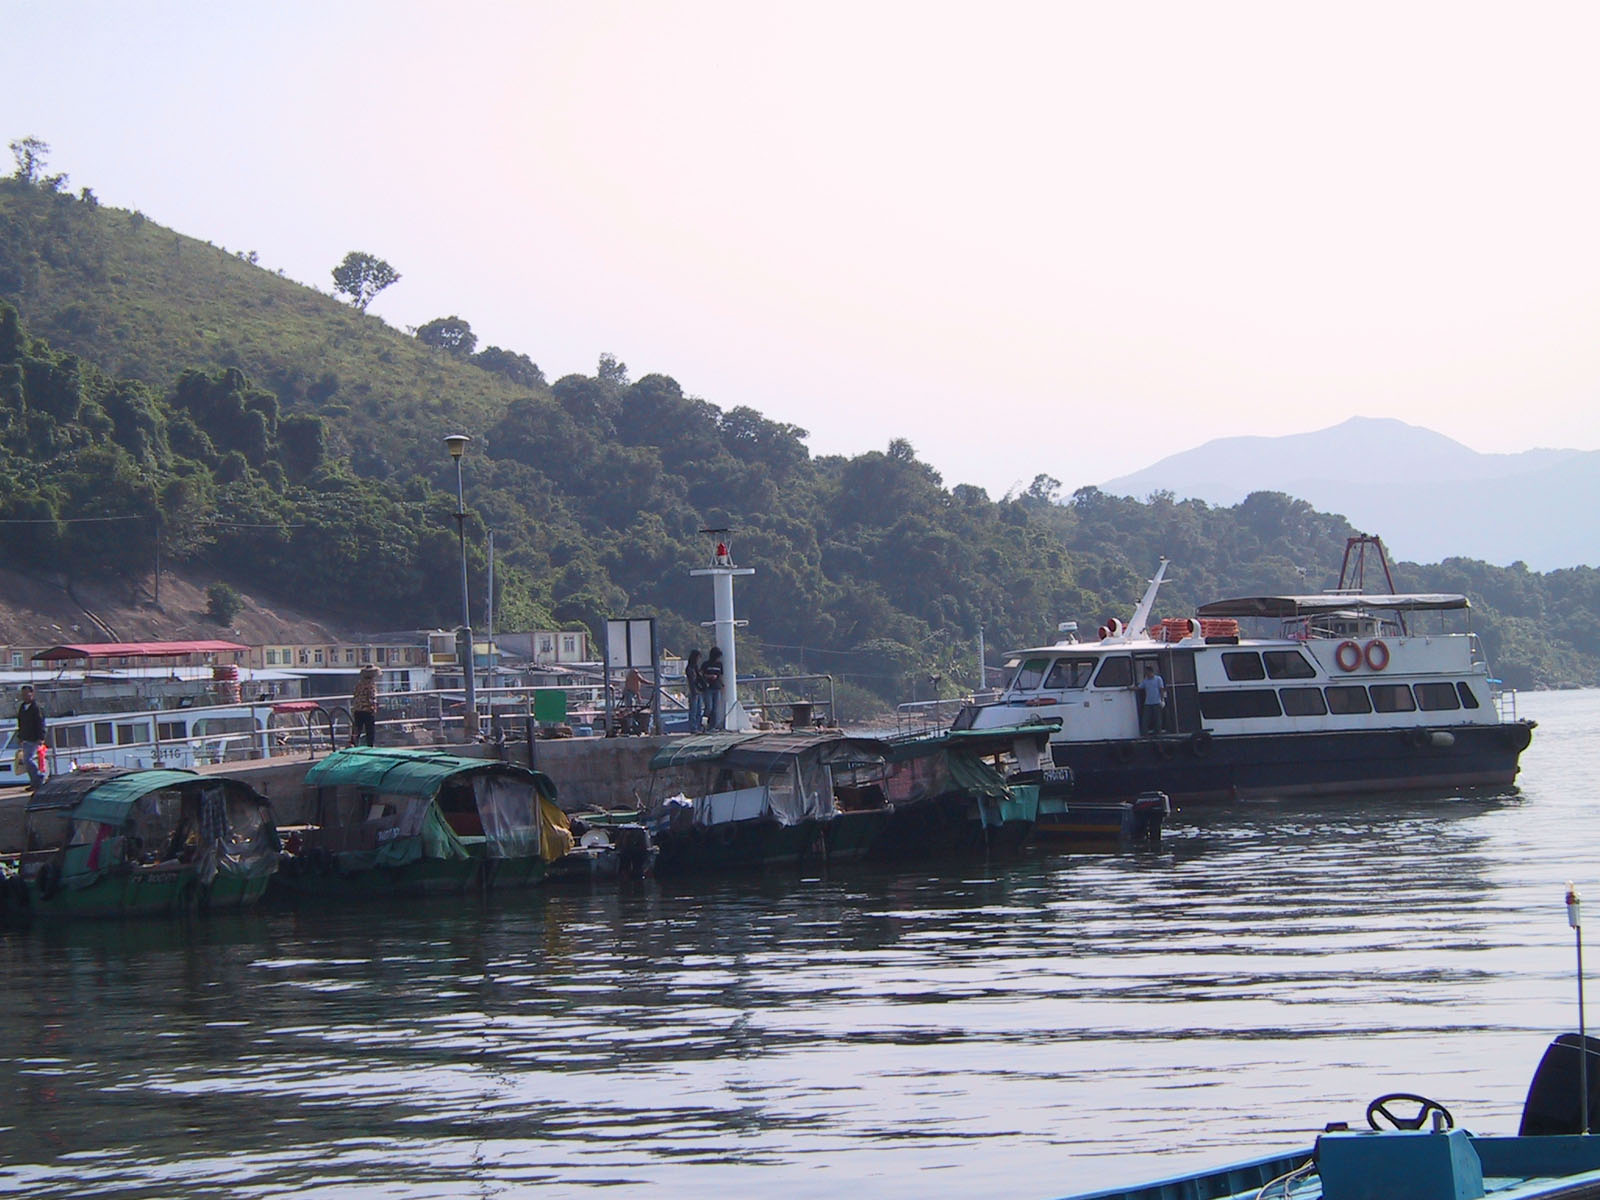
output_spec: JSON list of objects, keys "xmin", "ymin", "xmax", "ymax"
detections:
[{"xmin": 7, "ymin": 1, "xmax": 1599, "ymax": 498}]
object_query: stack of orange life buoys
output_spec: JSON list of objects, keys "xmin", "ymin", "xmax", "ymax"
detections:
[{"xmin": 1150, "ymin": 617, "xmax": 1240, "ymax": 642}]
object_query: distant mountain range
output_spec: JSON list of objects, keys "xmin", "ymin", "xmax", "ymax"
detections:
[{"xmin": 1099, "ymin": 417, "xmax": 1597, "ymax": 571}]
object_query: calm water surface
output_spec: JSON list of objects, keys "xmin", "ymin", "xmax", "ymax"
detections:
[{"xmin": 2, "ymin": 690, "xmax": 1597, "ymax": 1198}]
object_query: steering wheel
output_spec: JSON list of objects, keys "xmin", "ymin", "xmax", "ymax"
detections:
[{"xmin": 1366, "ymin": 1092, "xmax": 1455, "ymax": 1131}]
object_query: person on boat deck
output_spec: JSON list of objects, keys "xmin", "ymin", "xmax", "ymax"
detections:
[
  {"xmin": 350, "ymin": 665, "xmax": 380, "ymax": 747},
  {"xmin": 684, "ymin": 649, "xmax": 706, "ymax": 733},
  {"xmin": 699, "ymin": 647, "xmax": 726, "ymax": 730},
  {"xmin": 1138, "ymin": 664, "xmax": 1166, "ymax": 736},
  {"xmin": 15, "ymin": 684, "xmax": 45, "ymax": 788}
]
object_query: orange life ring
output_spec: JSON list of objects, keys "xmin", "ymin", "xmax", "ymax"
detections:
[
  {"xmin": 1364, "ymin": 639, "xmax": 1390, "ymax": 671},
  {"xmin": 1335, "ymin": 640, "xmax": 1362, "ymax": 672}
]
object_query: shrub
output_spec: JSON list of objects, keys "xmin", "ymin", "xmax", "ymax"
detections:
[{"xmin": 205, "ymin": 581, "xmax": 241, "ymax": 624}]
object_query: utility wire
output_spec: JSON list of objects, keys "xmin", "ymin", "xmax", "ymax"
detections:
[{"xmin": 0, "ymin": 514, "xmax": 143, "ymax": 524}]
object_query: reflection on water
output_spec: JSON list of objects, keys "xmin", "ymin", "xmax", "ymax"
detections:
[{"xmin": 0, "ymin": 690, "xmax": 1594, "ymax": 1198}]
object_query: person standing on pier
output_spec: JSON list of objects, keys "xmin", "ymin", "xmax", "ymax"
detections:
[
  {"xmin": 16, "ymin": 684, "xmax": 46, "ymax": 787},
  {"xmin": 685, "ymin": 649, "xmax": 706, "ymax": 733},
  {"xmin": 700, "ymin": 647, "xmax": 725, "ymax": 730},
  {"xmin": 350, "ymin": 665, "xmax": 380, "ymax": 747}
]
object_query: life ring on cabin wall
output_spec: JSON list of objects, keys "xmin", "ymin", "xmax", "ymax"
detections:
[
  {"xmin": 1335, "ymin": 641, "xmax": 1363, "ymax": 672},
  {"xmin": 1364, "ymin": 639, "xmax": 1390, "ymax": 671}
]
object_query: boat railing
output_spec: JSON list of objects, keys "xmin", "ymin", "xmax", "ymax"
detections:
[
  {"xmin": 1489, "ymin": 678, "xmax": 1519, "ymax": 722},
  {"xmin": 744, "ymin": 674, "xmax": 837, "ymax": 730},
  {"xmin": 895, "ymin": 697, "xmax": 969, "ymax": 738},
  {"xmin": 1469, "ymin": 632, "xmax": 1489, "ymax": 668},
  {"xmin": 357, "ymin": 674, "xmax": 836, "ymax": 743},
  {"xmin": 6, "ymin": 674, "xmax": 847, "ymax": 784}
]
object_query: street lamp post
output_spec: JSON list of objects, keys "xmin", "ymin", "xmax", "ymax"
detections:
[{"xmin": 444, "ymin": 434, "xmax": 479, "ymax": 740}]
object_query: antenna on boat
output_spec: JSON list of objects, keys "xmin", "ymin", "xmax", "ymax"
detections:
[
  {"xmin": 1339, "ymin": 534, "xmax": 1407, "ymax": 635},
  {"xmin": 690, "ymin": 528, "xmax": 756, "ymax": 732},
  {"xmin": 1569, "ymin": 882, "xmax": 1590, "ymax": 1134},
  {"xmin": 1124, "ymin": 559, "xmax": 1169, "ymax": 640}
]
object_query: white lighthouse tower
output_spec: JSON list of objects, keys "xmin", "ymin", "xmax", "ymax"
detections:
[{"xmin": 689, "ymin": 531, "xmax": 755, "ymax": 732}]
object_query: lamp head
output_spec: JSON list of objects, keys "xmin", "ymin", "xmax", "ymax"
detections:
[{"xmin": 444, "ymin": 434, "xmax": 471, "ymax": 460}]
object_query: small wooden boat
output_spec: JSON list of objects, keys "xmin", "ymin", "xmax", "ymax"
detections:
[
  {"xmin": 1, "ymin": 767, "xmax": 279, "ymax": 918},
  {"xmin": 874, "ymin": 724, "xmax": 1054, "ymax": 858},
  {"xmin": 1033, "ymin": 791, "xmax": 1170, "ymax": 846},
  {"xmin": 1057, "ymin": 1033, "xmax": 1600, "ymax": 1200},
  {"xmin": 641, "ymin": 731, "xmax": 892, "ymax": 875},
  {"xmin": 272, "ymin": 747, "xmax": 570, "ymax": 900}
]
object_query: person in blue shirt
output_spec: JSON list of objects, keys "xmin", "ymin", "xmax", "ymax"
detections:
[{"xmin": 1138, "ymin": 664, "xmax": 1166, "ymax": 737}]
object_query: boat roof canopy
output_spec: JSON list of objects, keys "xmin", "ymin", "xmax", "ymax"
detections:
[
  {"xmin": 1196, "ymin": 592, "xmax": 1470, "ymax": 619},
  {"xmin": 649, "ymin": 731, "xmax": 888, "ymax": 773},
  {"xmin": 303, "ymin": 747, "xmax": 557, "ymax": 799},
  {"xmin": 27, "ymin": 767, "xmax": 214, "ymax": 825}
]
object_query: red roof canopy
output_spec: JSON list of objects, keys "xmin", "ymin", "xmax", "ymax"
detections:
[{"xmin": 32, "ymin": 640, "xmax": 251, "ymax": 662}]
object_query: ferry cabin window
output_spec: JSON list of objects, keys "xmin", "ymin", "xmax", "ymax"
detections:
[
  {"xmin": 1222, "ymin": 652, "xmax": 1266, "ymax": 681},
  {"xmin": 1262, "ymin": 651, "xmax": 1317, "ymax": 680},
  {"xmin": 1414, "ymin": 683, "xmax": 1460, "ymax": 712},
  {"xmin": 116, "ymin": 722, "xmax": 150, "ymax": 746},
  {"xmin": 1012, "ymin": 658, "xmax": 1051, "ymax": 691},
  {"xmin": 157, "ymin": 721, "xmax": 187, "ymax": 740},
  {"xmin": 1456, "ymin": 682, "xmax": 1481, "ymax": 709},
  {"xmin": 1093, "ymin": 656, "xmax": 1133, "ymax": 688},
  {"xmin": 1044, "ymin": 658, "xmax": 1096, "ymax": 689},
  {"xmin": 53, "ymin": 724, "xmax": 89, "ymax": 749},
  {"xmin": 1326, "ymin": 686, "xmax": 1373, "ymax": 715},
  {"xmin": 94, "ymin": 722, "xmax": 113, "ymax": 744},
  {"xmin": 1279, "ymin": 687, "xmax": 1328, "ymax": 717},
  {"xmin": 1369, "ymin": 684, "xmax": 1417, "ymax": 713},
  {"xmin": 1199, "ymin": 689, "xmax": 1282, "ymax": 719}
]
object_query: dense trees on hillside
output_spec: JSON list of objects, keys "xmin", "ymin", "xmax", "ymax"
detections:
[{"xmin": 0, "ymin": 172, "xmax": 1596, "ymax": 703}]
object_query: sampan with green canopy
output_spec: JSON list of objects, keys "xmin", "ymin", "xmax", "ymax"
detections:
[
  {"xmin": 273, "ymin": 747, "xmax": 572, "ymax": 899},
  {"xmin": 4, "ymin": 767, "xmax": 279, "ymax": 919}
]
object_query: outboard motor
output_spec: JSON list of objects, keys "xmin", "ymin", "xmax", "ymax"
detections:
[
  {"xmin": 1519, "ymin": 1033, "xmax": 1600, "ymax": 1134},
  {"xmin": 1129, "ymin": 791, "xmax": 1170, "ymax": 843}
]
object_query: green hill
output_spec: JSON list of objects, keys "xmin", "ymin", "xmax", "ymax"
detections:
[{"xmin": 1, "ymin": 170, "xmax": 1597, "ymax": 701}]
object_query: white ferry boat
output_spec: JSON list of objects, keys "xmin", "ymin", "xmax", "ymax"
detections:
[
  {"xmin": 0, "ymin": 703, "xmax": 274, "ymax": 787},
  {"xmin": 954, "ymin": 549, "xmax": 1536, "ymax": 804}
]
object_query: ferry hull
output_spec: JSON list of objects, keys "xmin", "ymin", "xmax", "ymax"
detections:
[{"xmin": 1051, "ymin": 721, "xmax": 1534, "ymax": 804}]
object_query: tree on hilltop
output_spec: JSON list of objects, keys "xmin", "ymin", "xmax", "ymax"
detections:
[
  {"xmin": 416, "ymin": 315, "xmax": 477, "ymax": 357},
  {"xmin": 331, "ymin": 251, "xmax": 400, "ymax": 310},
  {"xmin": 9, "ymin": 136, "xmax": 49, "ymax": 183},
  {"xmin": 8, "ymin": 136, "xmax": 67, "ymax": 191}
]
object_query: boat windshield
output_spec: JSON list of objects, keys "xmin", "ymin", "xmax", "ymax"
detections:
[
  {"xmin": 1043, "ymin": 658, "xmax": 1097, "ymax": 689},
  {"xmin": 1011, "ymin": 658, "xmax": 1051, "ymax": 690}
]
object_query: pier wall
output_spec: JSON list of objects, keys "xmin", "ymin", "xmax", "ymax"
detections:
[{"xmin": 0, "ymin": 736, "xmax": 677, "ymax": 854}]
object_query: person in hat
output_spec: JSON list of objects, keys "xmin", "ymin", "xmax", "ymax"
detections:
[{"xmin": 350, "ymin": 665, "xmax": 381, "ymax": 747}]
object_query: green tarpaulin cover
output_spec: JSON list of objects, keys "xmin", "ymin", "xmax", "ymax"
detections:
[
  {"xmin": 304, "ymin": 747, "xmax": 555, "ymax": 799},
  {"xmin": 71, "ymin": 769, "xmax": 205, "ymax": 826}
]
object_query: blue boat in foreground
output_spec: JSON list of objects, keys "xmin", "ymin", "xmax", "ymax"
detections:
[{"xmin": 1059, "ymin": 1034, "xmax": 1600, "ymax": 1200}]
